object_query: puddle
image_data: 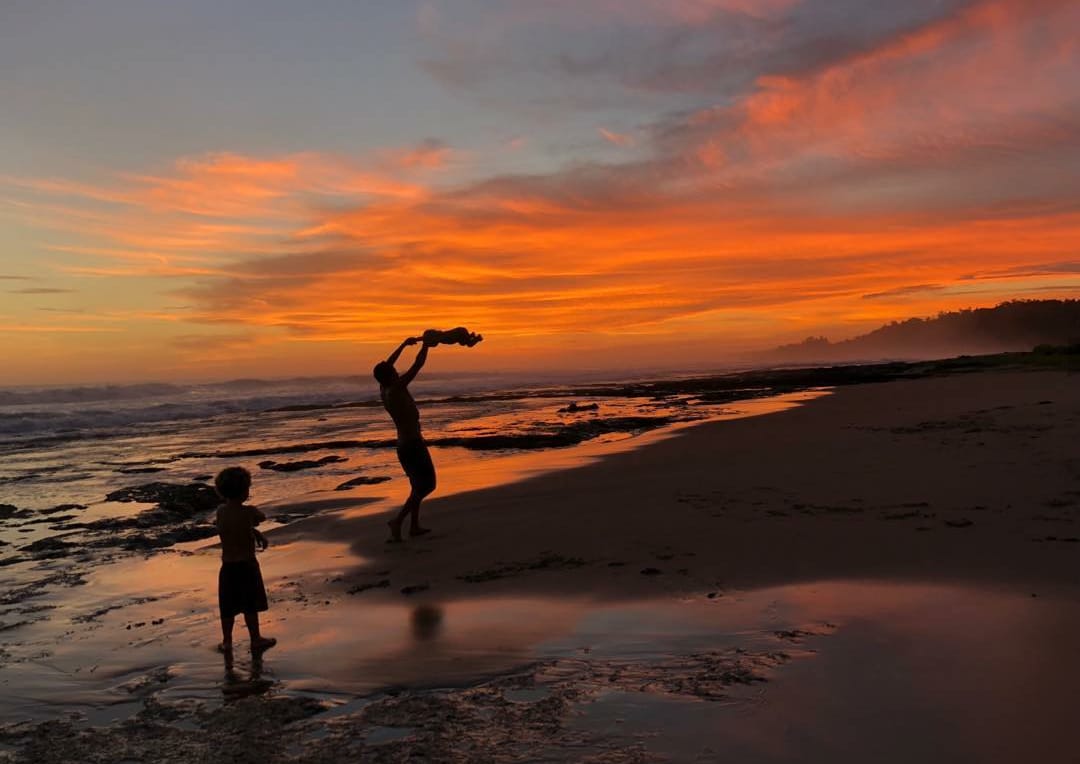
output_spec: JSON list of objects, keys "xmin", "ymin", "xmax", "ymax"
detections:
[{"xmin": 2, "ymin": 579, "xmax": 1077, "ymax": 762}]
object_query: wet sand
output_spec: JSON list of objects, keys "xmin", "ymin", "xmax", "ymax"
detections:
[
  {"xmin": 3, "ymin": 579, "xmax": 1077, "ymax": 762},
  {"xmin": 2, "ymin": 369, "xmax": 1079, "ymax": 762}
]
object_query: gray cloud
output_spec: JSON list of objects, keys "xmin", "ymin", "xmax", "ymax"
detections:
[{"xmin": 419, "ymin": 0, "xmax": 972, "ymax": 106}]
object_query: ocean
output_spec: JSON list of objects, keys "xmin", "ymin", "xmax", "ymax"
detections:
[{"xmin": 0, "ymin": 369, "xmax": 734, "ymax": 514}]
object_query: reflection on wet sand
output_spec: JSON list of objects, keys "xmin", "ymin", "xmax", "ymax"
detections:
[
  {"xmin": 410, "ymin": 605, "xmax": 443, "ymax": 642},
  {"xmin": 222, "ymin": 652, "xmax": 274, "ymax": 701},
  {"xmin": 3, "ymin": 577, "xmax": 1079, "ymax": 764}
]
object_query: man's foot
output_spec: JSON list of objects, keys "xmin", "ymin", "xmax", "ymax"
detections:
[
  {"xmin": 409, "ymin": 526, "xmax": 432, "ymax": 537},
  {"xmin": 387, "ymin": 519, "xmax": 404, "ymax": 543},
  {"xmin": 251, "ymin": 637, "xmax": 277, "ymax": 653}
]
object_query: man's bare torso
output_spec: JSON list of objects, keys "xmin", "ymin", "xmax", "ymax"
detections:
[{"xmin": 381, "ymin": 383, "xmax": 422, "ymax": 443}]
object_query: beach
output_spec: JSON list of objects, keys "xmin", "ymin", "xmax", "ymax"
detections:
[
  {"xmin": 309, "ymin": 368, "xmax": 1080, "ymax": 598},
  {"xmin": 8, "ymin": 1, "xmax": 1080, "ymax": 760},
  {"xmin": 1, "ymin": 366, "xmax": 1078, "ymax": 762}
]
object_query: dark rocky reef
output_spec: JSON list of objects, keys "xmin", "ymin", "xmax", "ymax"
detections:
[
  {"xmin": 557, "ymin": 402, "xmax": 600, "ymax": 413},
  {"xmin": 335, "ymin": 476, "xmax": 391, "ymax": 491},
  {"xmin": 105, "ymin": 481, "xmax": 220, "ymax": 513},
  {"xmin": 258, "ymin": 455, "xmax": 348, "ymax": 472},
  {"xmin": 426, "ymin": 415, "xmax": 676, "ymax": 451},
  {"xmin": 181, "ymin": 439, "xmax": 393, "ymax": 459},
  {"xmin": 30, "ymin": 482, "xmax": 224, "ymax": 557},
  {"xmin": 0, "ymin": 504, "xmax": 33, "ymax": 521}
]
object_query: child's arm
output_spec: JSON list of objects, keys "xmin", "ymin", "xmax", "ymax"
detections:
[{"xmin": 251, "ymin": 507, "xmax": 268, "ymax": 548}]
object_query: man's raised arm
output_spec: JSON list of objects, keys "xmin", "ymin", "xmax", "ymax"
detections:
[
  {"xmin": 399, "ymin": 339, "xmax": 431, "ymax": 386},
  {"xmin": 385, "ymin": 336, "xmax": 419, "ymax": 366}
]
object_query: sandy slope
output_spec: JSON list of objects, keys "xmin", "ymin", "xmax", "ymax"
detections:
[{"xmin": 288, "ymin": 370, "xmax": 1080, "ymax": 601}]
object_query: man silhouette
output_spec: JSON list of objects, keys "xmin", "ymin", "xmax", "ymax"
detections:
[{"xmin": 373, "ymin": 335, "xmax": 437, "ymax": 542}]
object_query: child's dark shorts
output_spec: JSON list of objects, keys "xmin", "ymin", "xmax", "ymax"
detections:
[
  {"xmin": 397, "ymin": 440, "xmax": 436, "ymax": 494},
  {"xmin": 218, "ymin": 559, "xmax": 268, "ymax": 618}
]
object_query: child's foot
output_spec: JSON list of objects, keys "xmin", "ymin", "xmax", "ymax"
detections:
[
  {"xmin": 387, "ymin": 519, "xmax": 404, "ymax": 543},
  {"xmin": 251, "ymin": 637, "xmax": 277, "ymax": 653},
  {"xmin": 409, "ymin": 526, "xmax": 432, "ymax": 537}
]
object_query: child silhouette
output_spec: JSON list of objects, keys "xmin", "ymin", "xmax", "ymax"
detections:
[{"xmin": 421, "ymin": 327, "xmax": 483, "ymax": 348}]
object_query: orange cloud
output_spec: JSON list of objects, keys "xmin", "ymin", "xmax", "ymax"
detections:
[{"xmin": 22, "ymin": 160, "xmax": 1078, "ymax": 352}]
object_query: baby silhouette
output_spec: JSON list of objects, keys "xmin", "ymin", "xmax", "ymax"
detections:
[{"xmin": 422, "ymin": 327, "xmax": 483, "ymax": 347}]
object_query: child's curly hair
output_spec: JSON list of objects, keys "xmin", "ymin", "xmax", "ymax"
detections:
[{"xmin": 214, "ymin": 466, "xmax": 251, "ymax": 502}]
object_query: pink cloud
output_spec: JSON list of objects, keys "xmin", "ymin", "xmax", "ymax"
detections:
[{"xmin": 598, "ymin": 127, "xmax": 635, "ymax": 147}]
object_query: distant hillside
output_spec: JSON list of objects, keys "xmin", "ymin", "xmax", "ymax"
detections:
[{"xmin": 767, "ymin": 299, "xmax": 1080, "ymax": 363}]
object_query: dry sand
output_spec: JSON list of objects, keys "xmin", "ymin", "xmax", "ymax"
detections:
[{"xmin": 296, "ymin": 369, "xmax": 1080, "ymax": 601}]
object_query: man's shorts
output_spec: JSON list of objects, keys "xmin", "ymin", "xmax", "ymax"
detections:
[{"xmin": 397, "ymin": 440, "xmax": 436, "ymax": 494}]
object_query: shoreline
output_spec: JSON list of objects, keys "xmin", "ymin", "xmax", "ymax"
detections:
[
  {"xmin": 264, "ymin": 388, "xmax": 828, "ymax": 523},
  {"xmin": 285, "ymin": 367, "xmax": 1079, "ymax": 603}
]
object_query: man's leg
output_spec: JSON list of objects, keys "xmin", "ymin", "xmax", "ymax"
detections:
[
  {"xmin": 408, "ymin": 450, "xmax": 437, "ymax": 536},
  {"xmin": 390, "ymin": 443, "xmax": 436, "ymax": 540},
  {"xmin": 389, "ymin": 492, "xmax": 420, "ymax": 542},
  {"xmin": 408, "ymin": 483, "xmax": 434, "ymax": 536}
]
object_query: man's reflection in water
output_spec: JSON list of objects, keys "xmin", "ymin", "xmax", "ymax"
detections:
[
  {"xmin": 217, "ymin": 606, "xmax": 444, "ymax": 700},
  {"xmin": 411, "ymin": 604, "xmax": 444, "ymax": 642}
]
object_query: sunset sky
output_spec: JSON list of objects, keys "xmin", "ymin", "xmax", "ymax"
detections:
[{"xmin": 2, "ymin": 0, "xmax": 1078, "ymax": 384}]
